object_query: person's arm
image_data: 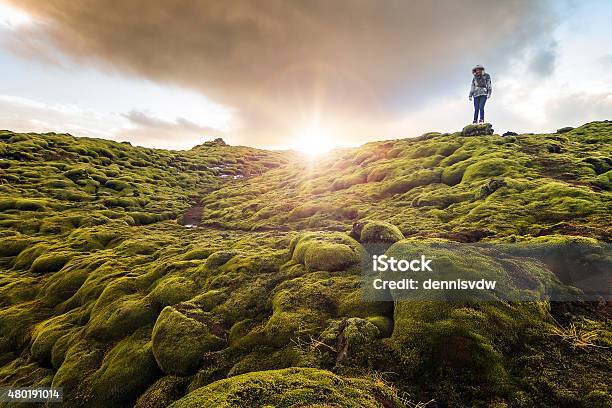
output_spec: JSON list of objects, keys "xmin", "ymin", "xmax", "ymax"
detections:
[
  {"xmin": 487, "ymin": 75, "xmax": 492, "ymax": 98},
  {"xmin": 469, "ymin": 78, "xmax": 475, "ymax": 99}
]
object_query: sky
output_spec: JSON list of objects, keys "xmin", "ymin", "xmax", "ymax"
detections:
[{"xmin": 0, "ymin": 0, "xmax": 611, "ymax": 151}]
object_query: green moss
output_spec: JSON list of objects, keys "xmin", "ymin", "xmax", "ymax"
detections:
[
  {"xmin": 288, "ymin": 202, "xmax": 329, "ymax": 220},
  {"xmin": 13, "ymin": 244, "xmax": 49, "ymax": 270},
  {"xmin": 169, "ymin": 367, "xmax": 402, "ymax": 408},
  {"xmin": 183, "ymin": 248, "xmax": 214, "ymax": 260},
  {"xmin": 441, "ymin": 158, "xmax": 475, "ymax": 185},
  {"xmin": 130, "ymin": 211, "xmax": 163, "ymax": 225},
  {"xmin": 147, "ymin": 276, "xmax": 199, "ymax": 307},
  {"xmin": 330, "ymin": 171, "xmax": 367, "ymax": 191},
  {"xmin": 303, "ymin": 242, "xmax": 359, "ymax": 272},
  {"xmin": 556, "ymin": 126, "xmax": 574, "ymax": 134},
  {"xmin": 291, "ymin": 233, "xmax": 361, "ymax": 272},
  {"xmin": 151, "ymin": 306, "xmax": 226, "ymax": 375},
  {"xmin": 0, "ymin": 124, "xmax": 610, "ymax": 406},
  {"xmin": 86, "ymin": 295, "xmax": 157, "ymax": 342},
  {"xmin": 67, "ymin": 228, "xmax": 121, "ymax": 251},
  {"xmin": 582, "ymin": 390, "xmax": 612, "ymax": 408},
  {"xmin": 52, "ymin": 340, "xmax": 104, "ymax": 398},
  {"xmin": 89, "ymin": 327, "xmax": 161, "ymax": 407},
  {"xmin": 105, "ymin": 179, "xmax": 130, "ymax": 191},
  {"xmin": 0, "ymin": 198, "xmax": 48, "ymax": 211},
  {"xmin": 379, "ymin": 169, "xmax": 441, "ymax": 196},
  {"xmin": 462, "ymin": 123, "xmax": 494, "ymax": 136},
  {"xmin": 30, "ymin": 311, "xmax": 79, "ymax": 365},
  {"xmin": 135, "ymin": 376, "xmax": 189, "ymax": 408},
  {"xmin": 594, "ymin": 170, "xmax": 611, "ymax": 190},
  {"xmin": 0, "ymin": 302, "xmax": 44, "ymax": 353},
  {"xmin": 359, "ymin": 221, "xmax": 404, "ymax": 243},
  {"xmin": 29, "ymin": 253, "xmax": 72, "ymax": 274},
  {"xmin": 228, "ymin": 347, "xmax": 302, "ymax": 376},
  {"xmin": 462, "ymin": 158, "xmax": 515, "ymax": 182},
  {"xmin": 0, "ymin": 237, "xmax": 30, "ymax": 257},
  {"xmin": 205, "ymin": 250, "xmax": 240, "ymax": 269}
]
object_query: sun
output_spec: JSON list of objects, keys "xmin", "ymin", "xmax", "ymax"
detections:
[{"xmin": 292, "ymin": 123, "xmax": 336, "ymax": 156}]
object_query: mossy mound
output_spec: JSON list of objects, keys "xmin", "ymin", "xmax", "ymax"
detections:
[
  {"xmin": 169, "ymin": 367, "xmax": 402, "ymax": 408},
  {"xmin": 358, "ymin": 221, "xmax": 405, "ymax": 243},
  {"xmin": 462, "ymin": 123, "xmax": 494, "ymax": 136},
  {"xmin": 290, "ymin": 233, "xmax": 361, "ymax": 272},
  {"xmin": 152, "ymin": 305, "xmax": 227, "ymax": 375},
  {"xmin": 88, "ymin": 327, "xmax": 161, "ymax": 407},
  {"xmin": 29, "ymin": 253, "xmax": 72, "ymax": 274}
]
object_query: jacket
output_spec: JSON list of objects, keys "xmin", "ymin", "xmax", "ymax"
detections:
[{"xmin": 469, "ymin": 73, "xmax": 492, "ymax": 98}]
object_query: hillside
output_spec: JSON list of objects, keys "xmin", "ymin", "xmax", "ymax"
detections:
[{"xmin": 0, "ymin": 122, "xmax": 610, "ymax": 407}]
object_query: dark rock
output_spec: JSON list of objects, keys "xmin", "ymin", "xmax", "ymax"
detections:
[
  {"xmin": 502, "ymin": 131, "xmax": 518, "ymax": 137},
  {"xmin": 349, "ymin": 221, "xmax": 365, "ymax": 241}
]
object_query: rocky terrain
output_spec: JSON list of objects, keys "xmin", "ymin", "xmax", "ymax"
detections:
[{"xmin": 0, "ymin": 122, "xmax": 610, "ymax": 407}]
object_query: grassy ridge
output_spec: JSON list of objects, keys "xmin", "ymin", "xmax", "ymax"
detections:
[{"xmin": 0, "ymin": 123, "xmax": 610, "ymax": 407}]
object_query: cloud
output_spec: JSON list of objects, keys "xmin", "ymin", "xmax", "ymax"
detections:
[
  {"xmin": 527, "ymin": 42, "xmax": 558, "ymax": 77},
  {"xmin": 5, "ymin": 0, "xmax": 561, "ymax": 145},
  {"xmin": 0, "ymin": 94, "xmax": 222, "ymax": 149},
  {"xmin": 0, "ymin": 94, "xmax": 115, "ymax": 137},
  {"xmin": 119, "ymin": 110, "xmax": 224, "ymax": 149},
  {"xmin": 545, "ymin": 92, "xmax": 612, "ymax": 126}
]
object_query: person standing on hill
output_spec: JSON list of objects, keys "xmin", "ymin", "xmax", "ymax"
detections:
[{"xmin": 469, "ymin": 65, "xmax": 492, "ymax": 124}]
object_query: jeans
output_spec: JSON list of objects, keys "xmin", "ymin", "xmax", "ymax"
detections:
[{"xmin": 473, "ymin": 95, "xmax": 487, "ymax": 122}]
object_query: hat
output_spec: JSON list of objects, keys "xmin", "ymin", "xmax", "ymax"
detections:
[{"xmin": 472, "ymin": 65, "xmax": 485, "ymax": 73}]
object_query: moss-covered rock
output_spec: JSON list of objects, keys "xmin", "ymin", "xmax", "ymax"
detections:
[
  {"xmin": 86, "ymin": 295, "xmax": 157, "ymax": 342},
  {"xmin": 290, "ymin": 233, "xmax": 361, "ymax": 272},
  {"xmin": 151, "ymin": 305, "xmax": 226, "ymax": 375},
  {"xmin": 29, "ymin": 253, "xmax": 72, "ymax": 274},
  {"xmin": 359, "ymin": 221, "xmax": 404, "ymax": 243},
  {"xmin": 135, "ymin": 376, "xmax": 189, "ymax": 408},
  {"xmin": 169, "ymin": 367, "xmax": 402, "ymax": 408},
  {"xmin": 462, "ymin": 123, "xmax": 494, "ymax": 136},
  {"xmin": 88, "ymin": 327, "xmax": 161, "ymax": 407},
  {"xmin": 303, "ymin": 242, "xmax": 359, "ymax": 271}
]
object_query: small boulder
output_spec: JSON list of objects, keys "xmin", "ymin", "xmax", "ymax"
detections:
[
  {"xmin": 151, "ymin": 305, "xmax": 226, "ymax": 375},
  {"xmin": 461, "ymin": 123, "xmax": 494, "ymax": 137},
  {"xmin": 203, "ymin": 138, "xmax": 227, "ymax": 146},
  {"xmin": 502, "ymin": 131, "xmax": 518, "ymax": 137},
  {"xmin": 204, "ymin": 250, "xmax": 239, "ymax": 269},
  {"xmin": 359, "ymin": 221, "xmax": 404, "ymax": 243},
  {"xmin": 333, "ymin": 318, "xmax": 380, "ymax": 364},
  {"xmin": 303, "ymin": 242, "xmax": 359, "ymax": 272},
  {"xmin": 291, "ymin": 233, "xmax": 361, "ymax": 272}
]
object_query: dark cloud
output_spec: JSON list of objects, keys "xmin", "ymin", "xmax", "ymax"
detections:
[
  {"xmin": 119, "ymin": 110, "xmax": 223, "ymax": 148},
  {"xmin": 527, "ymin": 42, "xmax": 558, "ymax": 77},
  {"xmin": 122, "ymin": 110, "xmax": 221, "ymax": 134},
  {"xmin": 7, "ymin": 0, "xmax": 560, "ymax": 146}
]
